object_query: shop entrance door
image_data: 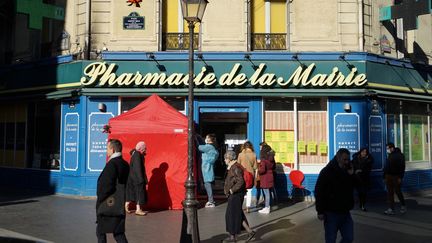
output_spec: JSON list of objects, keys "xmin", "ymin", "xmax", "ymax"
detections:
[{"xmin": 198, "ymin": 109, "xmax": 249, "ymax": 197}]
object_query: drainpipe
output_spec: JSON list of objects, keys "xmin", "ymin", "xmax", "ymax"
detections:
[
  {"xmin": 247, "ymin": 0, "xmax": 251, "ymax": 51},
  {"xmin": 85, "ymin": 0, "xmax": 92, "ymax": 59},
  {"xmin": 358, "ymin": 0, "xmax": 364, "ymax": 52},
  {"xmin": 158, "ymin": 0, "xmax": 162, "ymax": 51},
  {"xmin": 287, "ymin": 0, "xmax": 292, "ymax": 51}
]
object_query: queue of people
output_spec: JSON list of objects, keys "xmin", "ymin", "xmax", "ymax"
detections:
[{"xmin": 95, "ymin": 136, "xmax": 407, "ymax": 243}]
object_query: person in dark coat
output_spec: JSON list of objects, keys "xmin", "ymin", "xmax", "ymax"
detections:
[
  {"xmin": 125, "ymin": 141, "xmax": 148, "ymax": 216},
  {"xmin": 96, "ymin": 139, "xmax": 130, "ymax": 243},
  {"xmin": 223, "ymin": 150, "xmax": 255, "ymax": 243},
  {"xmin": 383, "ymin": 143, "xmax": 406, "ymax": 215},
  {"xmin": 352, "ymin": 147, "xmax": 373, "ymax": 211},
  {"xmin": 315, "ymin": 148, "xmax": 356, "ymax": 243},
  {"xmin": 257, "ymin": 145, "xmax": 274, "ymax": 214}
]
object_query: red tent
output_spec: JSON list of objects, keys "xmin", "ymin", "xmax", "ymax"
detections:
[{"xmin": 108, "ymin": 94, "xmax": 188, "ymax": 210}]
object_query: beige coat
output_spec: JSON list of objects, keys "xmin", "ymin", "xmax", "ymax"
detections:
[{"xmin": 238, "ymin": 148, "xmax": 257, "ymax": 175}]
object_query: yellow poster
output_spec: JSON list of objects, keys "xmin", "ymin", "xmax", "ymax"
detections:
[
  {"xmin": 298, "ymin": 141, "xmax": 306, "ymax": 153},
  {"xmin": 278, "ymin": 153, "xmax": 288, "ymax": 163},
  {"xmin": 287, "ymin": 142, "xmax": 294, "ymax": 153},
  {"xmin": 279, "ymin": 131, "xmax": 288, "ymax": 141},
  {"xmin": 319, "ymin": 142, "xmax": 328, "ymax": 154},
  {"xmin": 287, "ymin": 153, "xmax": 295, "ymax": 163},
  {"xmin": 279, "ymin": 142, "xmax": 288, "ymax": 152},
  {"xmin": 271, "ymin": 142, "xmax": 279, "ymax": 152},
  {"xmin": 265, "ymin": 131, "xmax": 273, "ymax": 141},
  {"xmin": 308, "ymin": 142, "xmax": 317, "ymax": 154},
  {"xmin": 287, "ymin": 131, "xmax": 294, "ymax": 141}
]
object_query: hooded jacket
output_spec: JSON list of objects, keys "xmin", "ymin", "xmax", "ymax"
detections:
[{"xmin": 314, "ymin": 157, "xmax": 355, "ymax": 215}]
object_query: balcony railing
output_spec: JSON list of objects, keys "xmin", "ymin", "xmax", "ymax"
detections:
[
  {"xmin": 251, "ymin": 33, "xmax": 287, "ymax": 50},
  {"xmin": 162, "ymin": 32, "xmax": 199, "ymax": 51}
]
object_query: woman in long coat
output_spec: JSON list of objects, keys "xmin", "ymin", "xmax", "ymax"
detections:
[
  {"xmin": 224, "ymin": 150, "xmax": 255, "ymax": 242},
  {"xmin": 257, "ymin": 145, "xmax": 274, "ymax": 214},
  {"xmin": 237, "ymin": 141, "xmax": 257, "ymax": 211}
]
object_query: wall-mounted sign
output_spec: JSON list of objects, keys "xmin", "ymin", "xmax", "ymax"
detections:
[
  {"xmin": 369, "ymin": 116, "xmax": 383, "ymax": 170},
  {"xmin": 334, "ymin": 113, "xmax": 360, "ymax": 155},
  {"xmin": 380, "ymin": 35, "xmax": 391, "ymax": 54},
  {"xmin": 87, "ymin": 112, "xmax": 114, "ymax": 172},
  {"xmin": 123, "ymin": 12, "xmax": 144, "ymax": 30},
  {"xmin": 80, "ymin": 62, "xmax": 368, "ymax": 89}
]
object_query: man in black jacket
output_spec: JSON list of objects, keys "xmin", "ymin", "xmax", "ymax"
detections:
[
  {"xmin": 383, "ymin": 143, "xmax": 406, "ymax": 215},
  {"xmin": 315, "ymin": 148, "xmax": 355, "ymax": 243},
  {"xmin": 96, "ymin": 139, "xmax": 130, "ymax": 243}
]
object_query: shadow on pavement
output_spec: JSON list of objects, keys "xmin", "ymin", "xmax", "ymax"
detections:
[{"xmin": 0, "ymin": 237, "xmax": 39, "ymax": 243}]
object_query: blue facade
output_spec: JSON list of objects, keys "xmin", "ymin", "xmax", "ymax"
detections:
[{"xmin": 1, "ymin": 52, "xmax": 432, "ymax": 198}]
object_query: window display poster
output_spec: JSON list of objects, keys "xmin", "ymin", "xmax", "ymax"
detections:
[
  {"xmin": 265, "ymin": 130, "xmax": 295, "ymax": 164},
  {"xmin": 319, "ymin": 142, "xmax": 327, "ymax": 155},
  {"xmin": 308, "ymin": 142, "xmax": 317, "ymax": 154},
  {"xmin": 298, "ymin": 140, "xmax": 306, "ymax": 153},
  {"xmin": 410, "ymin": 116, "xmax": 423, "ymax": 161}
]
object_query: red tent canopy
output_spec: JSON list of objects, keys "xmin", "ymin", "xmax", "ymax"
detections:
[{"xmin": 108, "ymin": 94, "xmax": 189, "ymax": 210}]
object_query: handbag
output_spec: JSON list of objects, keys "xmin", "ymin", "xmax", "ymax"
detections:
[{"xmin": 97, "ymin": 182, "xmax": 126, "ymax": 217}]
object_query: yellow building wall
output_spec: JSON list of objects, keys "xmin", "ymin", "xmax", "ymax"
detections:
[
  {"xmin": 252, "ymin": 0, "xmax": 265, "ymax": 33},
  {"xmin": 163, "ymin": 0, "xmax": 179, "ymax": 32},
  {"xmin": 271, "ymin": 1, "xmax": 286, "ymax": 33}
]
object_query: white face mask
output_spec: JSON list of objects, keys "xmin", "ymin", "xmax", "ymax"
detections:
[{"xmin": 386, "ymin": 149, "xmax": 391, "ymax": 154}]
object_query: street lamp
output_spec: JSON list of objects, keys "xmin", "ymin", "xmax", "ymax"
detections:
[{"xmin": 180, "ymin": 0, "xmax": 208, "ymax": 243}]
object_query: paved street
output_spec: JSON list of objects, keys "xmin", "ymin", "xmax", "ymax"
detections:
[{"xmin": 1, "ymin": 188, "xmax": 432, "ymax": 243}]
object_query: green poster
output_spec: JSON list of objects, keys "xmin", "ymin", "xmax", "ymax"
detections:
[
  {"xmin": 265, "ymin": 131, "xmax": 273, "ymax": 142},
  {"xmin": 287, "ymin": 142, "xmax": 294, "ymax": 153},
  {"xmin": 298, "ymin": 141, "xmax": 306, "ymax": 153},
  {"xmin": 319, "ymin": 142, "xmax": 328, "ymax": 155},
  {"xmin": 410, "ymin": 116, "xmax": 423, "ymax": 161},
  {"xmin": 308, "ymin": 142, "xmax": 317, "ymax": 154}
]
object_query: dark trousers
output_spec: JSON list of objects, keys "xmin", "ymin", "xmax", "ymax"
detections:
[
  {"xmin": 97, "ymin": 232, "xmax": 128, "ymax": 243},
  {"xmin": 323, "ymin": 212, "xmax": 354, "ymax": 243},
  {"xmin": 355, "ymin": 184, "xmax": 367, "ymax": 207},
  {"xmin": 97, "ymin": 233, "xmax": 128, "ymax": 243},
  {"xmin": 385, "ymin": 174, "xmax": 406, "ymax": 209}
]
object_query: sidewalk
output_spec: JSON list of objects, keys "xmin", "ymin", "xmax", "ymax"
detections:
[{"xmin": 1, "ymin": 188, "xmax": 432, "ymax": 243}]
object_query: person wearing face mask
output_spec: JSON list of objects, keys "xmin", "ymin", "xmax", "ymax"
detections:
[
  {"xmin": 198, "ymin": 133, "xmax": 219, "ymax": 208},
  {"xmin": 315, "ymin": 148, "xmax": 356, "ymax": 243},
  {"xmin": 383, "ymin": 143, "xmax": 406, "ymax": 215}
]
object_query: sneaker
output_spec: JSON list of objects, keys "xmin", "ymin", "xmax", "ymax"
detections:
[
  {"xmin": 258, "ymin": 207, "xmax": 270, "ymax": 214},
  {"xmin": 400, "ymin": 206, "xmax": 407, "ymax": 214},
  {"xmin": 384, "ymin": 208, "xmax": 395, "ymax": 215},
  {"xmin": 205, "ymin": 202, "xmax": 216, "ymax": 208},
  {"xmin": 135, "ymin": 210, "xmax": 147, "ymax": 216},
  {"xmin": 361, "ymin": 206, "xmax": 367, "ymax": 212}
]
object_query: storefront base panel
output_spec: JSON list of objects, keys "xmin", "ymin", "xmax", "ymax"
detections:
[{"xmin": 1, "ymin": 168, "xmax": 432, "ymax": 199}]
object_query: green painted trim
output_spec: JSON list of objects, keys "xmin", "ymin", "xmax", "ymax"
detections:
[
  {"xmin": 374, "ymin": 89, "xmax": 432, "ymax": 102},
  {"xmin": 0, "ymin": 82, "xmax": 81, "ymax": 94},
  {"xmin": 368, "ymin": 82, "xmax": 430, "ymax": 94}
]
